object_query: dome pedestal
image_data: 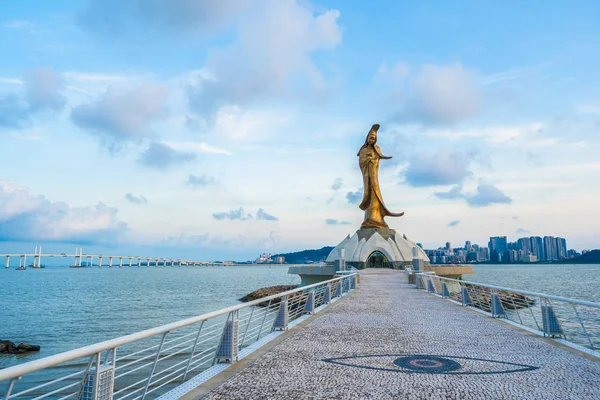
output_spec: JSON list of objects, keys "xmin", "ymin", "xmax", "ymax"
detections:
[{"xmin": 326, "ymin": 228, "xmax": 430, "ymax": 270}]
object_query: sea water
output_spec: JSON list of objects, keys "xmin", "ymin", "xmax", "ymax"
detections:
[{"xmin": 1, "ymin": 263, "xmax": 599, "ymax": 369}]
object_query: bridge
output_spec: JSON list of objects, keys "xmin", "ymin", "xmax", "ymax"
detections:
[
  {"xmin": 2, "ymin": 247, "xmax": 224, "ymax": 269},
  {"xmin": 1, "ymin": 270, "xmax": 599, "ymax": 399}
]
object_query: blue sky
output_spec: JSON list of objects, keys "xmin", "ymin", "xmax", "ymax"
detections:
[{"xmin": 1, "ymin": 0, "xmax": 599, "ymax": 261}]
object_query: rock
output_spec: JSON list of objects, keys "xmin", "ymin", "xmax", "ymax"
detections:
[
  {"xmin": 17, "ymin": 343, "xmax": 41, "ymax": 352},
  {"xmin": 0, "ymin": 340, "xmax": 40, "ymax": 354},
  {"xmin": 465, "ymin": 287, "xmax": 536, "ymax": 312},
  {"xmin": 239, "ymin": 285, "xmax": 299, "ymax": 307}
]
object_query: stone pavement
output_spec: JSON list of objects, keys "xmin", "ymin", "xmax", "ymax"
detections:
[{"xmin": 201, "ymin": 269, "xmax": 600, "ymax": 399}]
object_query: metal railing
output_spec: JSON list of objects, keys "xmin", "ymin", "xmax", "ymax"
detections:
[
  {"xmin": 414, "ymin": 272, "xmax": 600, "ymax": 352},
  {"xmin": 0, "ymin": 273, "xmax": 358, "ymax": 400}
]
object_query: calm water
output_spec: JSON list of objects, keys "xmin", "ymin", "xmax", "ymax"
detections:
[
  {"xmin": 471, "ymin": 263, "xmax": 600, "ymax": 303},
  {"xmin": 0, "ymin": 265, "xmax": 299, "ymax": 369},
  {"xmin": 1, "ymin": 263, "xmax": 599, "ymax": 369}
]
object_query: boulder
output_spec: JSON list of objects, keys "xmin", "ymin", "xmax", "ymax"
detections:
[
  {"xmin": 17, "ymin": 343, "xmax": 41, "ymax": 352},
  {"xmin": 0, "ymin": 340, "xmax": 40, "ymax": 354},
  {"xmin": 239, "ymin": 285, "xmax": 299, "ymax": 307}
]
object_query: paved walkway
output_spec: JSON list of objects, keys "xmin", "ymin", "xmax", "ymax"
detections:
[{"xmin": 202, "ymin": 269, "xmax": 600, "ymax": 399}]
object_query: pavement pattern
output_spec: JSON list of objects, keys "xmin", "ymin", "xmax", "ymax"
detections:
[{"xmin": 203, "ymin": 269, "xmax": 600, "ymax": 399}]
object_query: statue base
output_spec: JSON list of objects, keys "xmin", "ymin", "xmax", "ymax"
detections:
[{"xmin": 325, "ymin": 227, "xmax": 430, "ymax": 270}]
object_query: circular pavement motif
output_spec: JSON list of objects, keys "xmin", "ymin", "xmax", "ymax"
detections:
[{"xmin": 394, "ymin": 355, "xmax": 461, "ymax": 373}]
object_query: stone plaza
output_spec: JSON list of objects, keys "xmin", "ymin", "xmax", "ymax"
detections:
[{"xmin": 192, "ymin": 269, "xmax": 600, "ymax": 399}]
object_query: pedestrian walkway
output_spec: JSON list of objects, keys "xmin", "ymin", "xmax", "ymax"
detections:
[{"xmin": 197, "ymin": 269, "xmax": 600, "ymax": 399}]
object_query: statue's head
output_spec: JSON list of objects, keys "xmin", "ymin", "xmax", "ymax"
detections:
[{"xmin": 366, "ymin": 124, "xmax": 379, "ymax": 145}]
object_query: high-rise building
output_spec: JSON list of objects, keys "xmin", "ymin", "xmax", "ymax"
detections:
[
  {"xmin": 543, "ymin": 236, "xmax": 558, "ymax": 261},
  {"xmin": 517, "ymin": 237, "xmax": 531, "ymax": 255},
  {"xmin": 489, "ymin": 236, "xmax": 508, "ymax": 262},
  {"xmin": 445, "ymin": 242, "xmax": 452, "ymax": 251},
  {"xmin": 556, "ymin": 237, "xmax": 567, "ymax": 260},
  {"xmin": 530, "ymin": 236, "xmax": 544, "ymax": 260},
  {"xmin": 465, "ymin": 241, "xmax": 472, "ymax": 251}
]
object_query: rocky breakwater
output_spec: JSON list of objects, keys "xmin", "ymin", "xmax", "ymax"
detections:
[
  {"xmin": 0, "ymin": 340, "xmax": 40, "ymax": 354},
  {"xmin": 240, "ymin": 285, "xmax": 309, "ymax": 311},
  {"xmin": 465, "ymin": 286, "xmax": 536, "ymax": 312}
]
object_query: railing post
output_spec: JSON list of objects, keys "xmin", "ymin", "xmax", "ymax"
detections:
[
  {"xmin": 541, "ymin": 297, "xmax": 563, "ymax": 338},
  {"xmin": 256, "ymin": 299, "xmax": 273, "ymax": 341},
  {"xmin": 304, "ymin": 291, "xmax": 315, "ymax": 314},
  {"xmin": 571, "ymin": 303, "xmax": 594, "ymax": 349},
  {"xmin": 240, "ymin": 306, "xmax": 255, "ymax": 348},
  {"xmin": 491, "ymin": 292, "xmax": 505, "ymax": 318},
  {"xmin": 427, "ymin": 278, "xmax": 435, "ymax": 293},
  {"xmin": 342, "ymin": 277, "xmax": 349, "ymax": 293},
  {"xmin": 324, "ymin": 283, "xmax": 332, "ymax": 304},
  {"xmin": 441, "ymin": 282, "xmax": 450, "ymax": 298},
  {"xmin": 77, "ymin": 350, "xmax": 115, "ymax": 400},
  {"xmin": 350, "ymin": 275, "xmax": 357, "ymax": 290},
  {"xmin": 141, "ymin": 332, "xmax": 168, "ymax": 400},
  {"xmin": 461, "ymin": 285, "xmax": 472, "ymax": 306},
  {"xmin": 335, "ymin": 280, "xmax": 343, "ymax": 298},
  {"xmin": 182, "ymin": 321, "xmax": 205, "ymax": 381},
  {"xmin": 216, "ymin": 312, "xmax": 239, "ymax": 363},
  {"xmin": 4, "ymin": 377, "xmax": 19, "ymax": 400},
  {"xmin": 272, "ymin": 298, "xmax": 289, "ymax": 331}
]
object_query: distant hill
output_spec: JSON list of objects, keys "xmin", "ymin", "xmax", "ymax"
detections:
[
  {"xmin": 567, "ymin": 249, "xmax": 600, "ymax": 263},
  {"xmin": 273, "ymin": 246, "xmax": 334, "ymax": 263}
]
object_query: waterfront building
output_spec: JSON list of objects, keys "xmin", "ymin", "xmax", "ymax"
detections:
[
  {"xmin": 256, "ymin": 253, "xmax": 273, "ymax": 263},
  {"xmin": 557, "ymin": 237, "xmax": 567, "ymax": 259},
  {"xmin": 275, "ymin": 256, "xmax": 285, "ymax": 264},
  {"xmin": 520, "ymin": 253, "xmax": 538, "ymax": 263},
  {"xmin": 489, "ymin": 236, "xmax": 508, "ymax": 263},
  {"xmin": 530, "ymin": 236, "xmax": 545, "ymax": 261},
  {"xmin": 517, "ymin": 237, "xmax": 531, "ymax": 255},
  {"xmin": 543, "ymin": 236, "xmax": 558, "ymax": 261}
]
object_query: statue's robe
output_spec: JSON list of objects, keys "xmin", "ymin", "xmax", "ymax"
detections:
[{"xmin": 358, "ymin": 144, "xmax": 404, "ymax": 229}]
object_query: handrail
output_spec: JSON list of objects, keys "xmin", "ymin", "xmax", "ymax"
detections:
[
  {"xmin": 414, "ymin": 272, "xmax": 600, "ymax": 308},
  {"xmin": 0, "ymin": 273, "xmax": 357, "ymax": 382}
]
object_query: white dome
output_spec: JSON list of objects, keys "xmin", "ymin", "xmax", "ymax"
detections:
[{"xmin": 326, "ymin": 228, "xmax": 429, "ymax": 266}]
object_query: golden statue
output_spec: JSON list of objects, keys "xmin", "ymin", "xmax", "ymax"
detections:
[{"xmin": 357, "ymin": 124, "xmax": 404, "ymax": 229}]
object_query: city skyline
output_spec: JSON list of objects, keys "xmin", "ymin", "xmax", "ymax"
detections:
[
  {"xmin": 1, "ymin": 1, "xmax": 600, "ymax": 261},
  {"xmin": 422, "ymin": 234, "xmax": 579, "ymax": 264}
]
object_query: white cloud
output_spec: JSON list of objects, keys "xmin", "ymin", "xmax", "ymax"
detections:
[
  {"xmin": 374, "ymin": 61, "xmax": 409, "ymax": 84},
  {"xmin": 71, "ymin": 84, "xmax": 169, "ymax": 148},
  {"xmin": 0, "ymin": 180, "xmax": 127, "ymax": 243},
  {"xmin": 395, "ymin": 63, "xmax": 481, "ymax": 125},
  {"xmin": 403, "ymin": 150, "xmax": 472, "ymax": 187},
  {"xmin": 0, "ymin": 77, "xmax": 24, "ymax": 84},
  {"xmin": 2, "ymin": 20, "xmax": 35, "ymax": 29},
  {"xmin": 188, "ymin": 0, "xmax": 342, "ymax": 119},
  {"xmin": 166, "ymin": 141, "xmax": 232, "ymax": 155},
  {"xmin": 212, "ymin": 105, "xmax": 291, "ymax": 140},
  {"xmin": 137, "ymin": 142, "xmax": 196, "ymax": 169},
  {"xmin": 429, "ymin": 122, "xmax": 546, "ymax": 146},
  {"xmin": 63, "ymin": 72, "xmax": 130, "ymax": 83},
  {"xmin": 26, "ymin": 67, "xmax": 66, "ymax": 111}
]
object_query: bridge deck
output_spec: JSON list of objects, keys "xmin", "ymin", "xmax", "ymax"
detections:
[{"xmin": 195, "ymin": 269, "xmax": 600, "ymax": 399}]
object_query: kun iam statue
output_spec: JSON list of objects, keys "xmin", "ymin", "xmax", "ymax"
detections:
[{"xmin": 357, "ymin": 124, "xmax": 404, "ymax": 229}]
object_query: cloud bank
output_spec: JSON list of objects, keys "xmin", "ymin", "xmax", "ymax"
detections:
[{"xmin": 0, "ymin": 181, "xmax": 127, "ymax": 243}]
